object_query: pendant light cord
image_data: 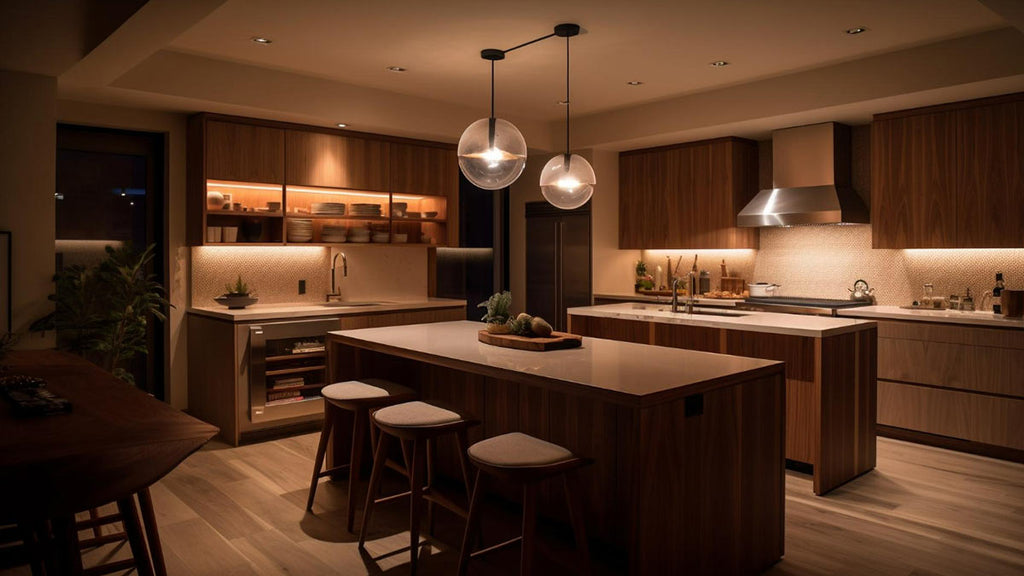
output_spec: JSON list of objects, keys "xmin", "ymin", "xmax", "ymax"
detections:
[
  {"xmin": 490, "ymin": 59, "xmax": 495, "ymax": 119},
  {"xmin": 565, "ymin": 35, "xmax": 570, "ymax": 157}
]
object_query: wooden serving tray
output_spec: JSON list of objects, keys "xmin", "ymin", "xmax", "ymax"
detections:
[{"xmin": 477, "ymin": 330, "xmax": 583, "ymax": 351}]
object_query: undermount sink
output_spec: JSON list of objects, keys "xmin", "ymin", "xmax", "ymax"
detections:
[
  {"xmin": 657, "ymin": 308, "xmax": 750, "ymax": 317},
  {"xmin": 322, "ymin": 301, "xmax": 387, "ymax": 308}
]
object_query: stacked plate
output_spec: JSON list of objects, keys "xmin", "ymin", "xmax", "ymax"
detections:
[
  {"xmin": 287, "ymin": 219, "xmax": 313, "ymax": 243},
  {"xmin": 321, "ymin": 224, "xmax": 348, "ymax": 243},
  {"xmin": 311, "ymin": 202, "xmax": 346, "ymax": 215},
  {"xmin": 351, "ymin": 203, "xmax": 382, "ymax": 217},
  {"xmin": 372, "ymin": 232, "xmax": 390, "ymax": 243},
  {"xmin": 349, "ymin": 226, "xmax": 371, "ymax": 243}
]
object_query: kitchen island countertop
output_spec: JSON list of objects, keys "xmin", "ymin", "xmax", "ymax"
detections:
[
  {"xmin": 837, "ymin": 305, "xmax": 1024, "ymax": 329},
  {"xmin": 569, "ymin": 302, "xmax": 875, "ymax": 338},
  {"xmin": 189, "ymin": 297, "xmax": 465, "ymax": 322}
]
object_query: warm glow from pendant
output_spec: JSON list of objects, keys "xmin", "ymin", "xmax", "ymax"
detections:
[{"xmin": 557, "ymin": 176, "xmax": 581, "ymax": 191}]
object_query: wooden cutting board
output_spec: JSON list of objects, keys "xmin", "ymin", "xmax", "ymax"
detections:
[{"xmin": 477, "ymin": 330, "xmax": 583, "ymax": 351}]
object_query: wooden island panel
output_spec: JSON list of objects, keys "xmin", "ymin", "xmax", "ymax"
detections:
[{"xmin": 569, "ymin": 313, "xmax": 877, "ymax": 495}]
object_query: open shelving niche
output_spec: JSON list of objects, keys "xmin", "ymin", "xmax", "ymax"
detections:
[{"xmin": 202, "ymin": 180, "xmax": 448, "ymax": 246}]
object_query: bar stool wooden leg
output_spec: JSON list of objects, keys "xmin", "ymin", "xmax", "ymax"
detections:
[
  {"xmin": 117, "ymin": 497, "xmax": 154, "ymax": 576},
  {"xmin": 564, "ymin": 471, "xmax": 592, "ymax": 576},
  {"xmin": 137, "ymin": 488, "xmax": 168, "ymax": 576},
  {"xmin": 347, "ymin": 408, "xmax": 368, "ymax": 533},
  {"xmin": 521, "ymin": 484, "xmax": 537, "ymax": 576},
  {"xmin": 426, "ymin": 438, "xmax": 436, "ymax": 537},
  {"xmin": 358, "ymin": 432, "xmax": 390, "ymax": 549},
  {"xmin": 456, "ymin": 429, "xmax": 473, "ymax": 507},
  {"xmin": 86, "ymin": 508, "xmax": 103, "ymax": 539},
  {"xmin": 457, "ymin": 469, "xmax": 483, "ymax": 576},
  {"xmin": 306, "ymin": 407, "xmax": 335, "ymax": 511},
  {"xmin": 408, "ymin": 438, "xmax": 426, "ymax": 576}
]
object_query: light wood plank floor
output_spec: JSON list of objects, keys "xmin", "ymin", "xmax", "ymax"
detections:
[{"xmin": 4, "ymin": 436, "xmax": 1022, "ymax": 575}]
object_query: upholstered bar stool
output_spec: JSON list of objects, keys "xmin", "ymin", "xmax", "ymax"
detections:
[
  {"xmin": 306, "ymin": 379, "xmax": 415, "ymax": 532},
  {"xmin": 458, "ymin": 432, "xmax": 592, "ymax": 576},
  {"xmin": 358, "ymin": 401, "xmax": 478, "ymax": 575}
]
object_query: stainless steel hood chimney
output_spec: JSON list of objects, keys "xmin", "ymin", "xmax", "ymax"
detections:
[{"xmin": 737, "ymin": 122, "xmax": 869, "ymax": 227}]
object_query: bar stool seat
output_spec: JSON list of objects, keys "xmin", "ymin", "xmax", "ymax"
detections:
[
  {"xmin": 373, "ymin": 400, "xmax": 462, "ymax": 427},
  {"xmin": 468, "ymin": 432, "xmax": 573, "ymax": 467},
  {"xmin": 306, "ymin": 378, "xmax": 416, "ymax": 533},
  {"xmin": 459, "ymin": 433, "xmax": 592, "ymax": 576},
  {"xmin": 359, "ymin": 401, "xmax": 478, "ymax": 576}
]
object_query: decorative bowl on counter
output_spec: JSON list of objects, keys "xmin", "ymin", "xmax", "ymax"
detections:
[{"xmin": 214, "ymin": 294, "xmax": 259, "ymax": 309}]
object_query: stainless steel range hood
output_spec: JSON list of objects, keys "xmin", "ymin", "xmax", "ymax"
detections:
[{"xmin": 737, "ymin": 122, "xmax": 869, "ymax": 227}]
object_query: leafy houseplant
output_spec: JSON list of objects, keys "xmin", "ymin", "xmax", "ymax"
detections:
[
  {"xmin": 224, "ymin": 275, "xmax": 250, "ymax": 296},
  {"xmin": 477, "ymin": 291, "xmax": 512, "ymax": 334},
  {"xmin": 32, "ymin": 244, "xmax": 169, "ymax": 385}
]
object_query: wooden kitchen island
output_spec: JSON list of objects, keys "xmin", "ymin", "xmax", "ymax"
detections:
[
  {"xmin": 569, "ymin": 303, "xmax": 878, "ymax": 495},
  {"xmin": 328, "ymin": 320, "xmax": 785, "ymax": 575}
]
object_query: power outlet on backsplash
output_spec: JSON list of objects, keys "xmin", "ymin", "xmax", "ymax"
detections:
[{"xmin": 298, "ymin": 280, "xmax": 306, "ymax": 295}]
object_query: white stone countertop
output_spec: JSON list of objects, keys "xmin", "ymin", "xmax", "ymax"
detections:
[
  {"xmin": 837, "ymin": 305, "xmax": 1024, "ymax": 329},
  {"xmin": 568, "ymin": 302, "xmax": 875, "ymax": 338},
  {"xmin": 189, "ymin": 298, "xmax": 465, "ymax": 322},
  {"xmin": 328, "ymin": 321, "xmax": 782, "ymax": 404}
]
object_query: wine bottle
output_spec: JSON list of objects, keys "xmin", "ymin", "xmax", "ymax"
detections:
[{"xmin": 993, "ymin": 272, "xmax": 1004, "ymax": 314}]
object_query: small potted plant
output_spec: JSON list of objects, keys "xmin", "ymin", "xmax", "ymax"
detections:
[
  {"xmin": 215, "ymin": 275, "xmax": 259, "ymax": 309},
  {"xmin": 477, "ymin": 291, "xmax": 512, "ymax": 334}
]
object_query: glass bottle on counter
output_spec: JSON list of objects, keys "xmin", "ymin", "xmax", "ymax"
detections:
[
  {"xmin": 993, "ymin": 272, "xmax": 1004, "ymax": 314},
  {"xmin": 962, "ymin": 288, "xmax": 975, "ymax": 312},
  {"xmin": 920, "ymin": 283, "xmax": 934, "ymax": 308}
]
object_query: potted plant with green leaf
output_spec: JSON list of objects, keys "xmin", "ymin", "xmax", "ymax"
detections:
[
  {"xmin": 477, "ymin": 291, "xmax": 512, "ymax": 334},
  {"xmin": 31, "ymin": 243, "xmax": 169, "ymax": 385},
  {"xmin": 215, "ymin": 275, "xmax": 258, "ymax": 309}
]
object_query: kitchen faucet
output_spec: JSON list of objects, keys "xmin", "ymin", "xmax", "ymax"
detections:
[
  {"xmin": 671, "ymin": 272, "xmax": 697, "ymax": 314},
  {"xmin": 327, "ymin": 252, "xmax": 347, "ymax": 302}
]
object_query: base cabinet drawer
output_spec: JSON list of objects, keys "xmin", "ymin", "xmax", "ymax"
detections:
[{"xmin": 878, "ymin": 380, "xmax": 1024, "ymax": 451}]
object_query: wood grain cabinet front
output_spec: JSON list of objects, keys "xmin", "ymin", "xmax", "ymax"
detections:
[
  {"xmin": 618, "ymin": 137, "xmax": 758, "ymax": 250},
  {"xmin": 285, "ymin": 130, "xmax": 389, "ymax": 191},
  {"xmin": 871, "ymin": 92, "xmax": 1023, "ymax": 248},
  {"xmin": 205, "ymin": 120, "xmax": 285, "ymax": 184}
]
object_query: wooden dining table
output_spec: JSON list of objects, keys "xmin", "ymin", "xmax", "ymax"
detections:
[{"xmin": 0, "ymin": 350, "xmax": 218, "ymax": 574}]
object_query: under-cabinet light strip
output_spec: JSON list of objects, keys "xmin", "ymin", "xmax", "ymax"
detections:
[
  {"xmin": 285, "ymin": 186, "xmax": 424, "ymax": 201},
  {"xmin": 206, "ymin": 181, "xmax": 283, "ymax": 191}
]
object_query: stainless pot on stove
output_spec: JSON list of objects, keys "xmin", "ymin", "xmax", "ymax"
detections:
[{"xmin": 748, "ymin": 283, "xmax": 781, "ymax": 297}]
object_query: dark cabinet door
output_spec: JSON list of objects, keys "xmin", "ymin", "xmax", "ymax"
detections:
[
  {"xmin": 526, "ymin": 203, "xmax": 592, "ymax": 332},
  {"xmin": 206, "ymin": 121, "xmax": 285, "ymax": 183},
  {"xmin": 956, "ymin": 100, "xmax": 1024, "ymax": 248},
  {"xmin": 871, "ymin": 112, "xmax": 957, "ymax": 248},
  {"xmin": 389, "ymin": 142, "xmax": 458, "ymax": 196}
]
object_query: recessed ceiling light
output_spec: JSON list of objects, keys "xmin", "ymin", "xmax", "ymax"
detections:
[
  {"xmin": 250, "ymin": 36, "xmax": 272, "ymax": 44},
  {"xmin": 626, "ymin": 80, "xmax": 644, "ymax": 86},
  {"xmin": 336, "ymin": 123, "xmax": 348, "ymax": 128},
  {"xmin": 845, "ymin": 26, "xmax": 868, "ymax": 35},
  {"xmin": 709, "ymin": 60, "xmax": 729, "ymax": 67},
  {"xmin": 386, "ymin": 66, "xmax": 407, "ymax": 73}
]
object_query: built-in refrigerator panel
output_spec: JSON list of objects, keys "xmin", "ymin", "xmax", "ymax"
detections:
[{"xmin": 525, "ymin": 201, "xmax": 592, "ymax": 332}]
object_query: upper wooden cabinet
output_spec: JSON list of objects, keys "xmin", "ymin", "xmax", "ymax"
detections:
[
  {"xmin": 956, "ymin": 100, "xmax": 1024, "ymax": 248},
  {"xmin": 389, "ymin": 142, "xmax": 458, "ymax": 196},
  {"xmin": 872, "ymin": 92, "xmax": 1023, "ymax": 248},
  {"xmin": 618, "ymin": 137, "xmax": 759, "ymax": 249},
  {"xmin": 871, "ymin": 111, "xmax": 957, "ymax": 248},
  {"xmin": 285, "ymin": 130, "xmax": 389, "ymax": 191},
  {"xmin": 205, "ymin": 120, "xmax": 285, "ymax": 184}
]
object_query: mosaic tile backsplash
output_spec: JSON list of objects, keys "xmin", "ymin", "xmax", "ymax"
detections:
[
  {"xmin": 641, "ymin": 226, "xmax": 1024, "ymax": 308},
  {"xmin": 191, "ymin": 245, "xmax": 429, "ymax": 306}
]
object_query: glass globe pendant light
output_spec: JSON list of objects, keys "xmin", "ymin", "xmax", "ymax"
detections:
[
  {"xmin": 458, "ymin": 49, "xmax": 527, "ymax": 190},
  {"xmin": 541, "ymin": 25, "xmax": 595, "ymax": 210}
]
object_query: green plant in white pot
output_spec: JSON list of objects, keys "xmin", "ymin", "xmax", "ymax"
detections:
[{"xmin": 477, "ymin": 291, "xmax": 512, "ymax": 334}]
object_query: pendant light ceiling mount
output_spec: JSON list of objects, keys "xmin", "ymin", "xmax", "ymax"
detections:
[{"xmin": 458, "ymin": 23, "xmax": 592, "ymax": 202}]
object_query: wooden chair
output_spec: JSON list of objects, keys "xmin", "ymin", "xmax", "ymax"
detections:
[
  {"xmin": 458, "ymin": 432, "xmax": 592, "ymax": 576},
  {"xmin": 358, "ymin": 401, "xmax": 478, "ymax": 576},
  {"xmin": 306, "ymin": 379, "xmax": 416, "ymax": 533}
]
